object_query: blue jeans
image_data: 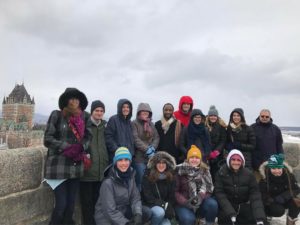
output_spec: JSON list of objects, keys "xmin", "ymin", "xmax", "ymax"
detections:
[
  {"xmin": 175, "ymin": 197, "xmax": 218, "ymax": 225},
  {"xmin": 134, "ymin": 162, "xmax": 146, "ymax": 191},
  {"xmin": 151, "ymin": 206, "xmax": 171, "ymax": 225},
  {"xmin": 50, "ymin": 179, "xmax": 79, "ymax": 225}
]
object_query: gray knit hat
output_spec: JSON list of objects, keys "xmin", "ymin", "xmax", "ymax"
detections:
[{"xmin": 208, "ymin": 105, "xmax": 219, "ymax": 116}]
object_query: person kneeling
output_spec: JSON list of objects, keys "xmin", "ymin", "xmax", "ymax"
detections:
[
  {"xmin": 94, "ymin": 147, "xmax": 151, "ymax": 225},
  {"xmin": 259, "ymin": 154, "xmax": 300, "ymax": 225},
  {"xmin": 175, "ymin": 145, "xmax": 218, "ymax": 225}
]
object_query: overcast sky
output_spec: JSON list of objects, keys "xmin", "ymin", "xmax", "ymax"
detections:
[{"xmin": 0, "ymin": 0, "xmax": 299, "ymax": 126}]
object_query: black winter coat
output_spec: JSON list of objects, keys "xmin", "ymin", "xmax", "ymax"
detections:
[
  {"xmin": 214, "ymin": 165, "xmax": 266, "ymax": 220},
  {"xmin": 141, "ymin": 170, "xmax": 176, "ymax": 209},
  {"xmin": 155, "ymin": 119, "xmax": 181, "ymax": 162},
  {"xmin": 226, "ymin": 124, "xmax": 256, "ymax": 169},
  {"xmin": 259, "ymin": 162, "xmax": 300, "ymax": 205},
  {"xmin": 251, "ymin": 118, "xmax": 283, "ymax": 170}
]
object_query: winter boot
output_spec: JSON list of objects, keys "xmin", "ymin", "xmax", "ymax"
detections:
[{"xmin": 286, "ymin": 216, "xmax": 297, "ymax": 225}]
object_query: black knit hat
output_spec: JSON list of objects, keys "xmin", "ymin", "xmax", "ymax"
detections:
[
  {"xmin": 91, "ymin": 100, "xmax": 105, "ymax": 114},
  {"xmin": 58, "ymin": 88, "xmax": 88, "ymax": 110}
]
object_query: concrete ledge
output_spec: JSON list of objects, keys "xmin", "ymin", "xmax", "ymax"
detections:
[{"xmin": 0, "ymin": 147, "xmax": 46, "ymax": 197}]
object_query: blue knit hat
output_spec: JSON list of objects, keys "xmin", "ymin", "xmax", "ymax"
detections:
[
  {"xmin": 113, "ymin": 147, "xmax": 132, "ymax": 165},
  {"xmin": 268, "ymin": 154, "xmax": 284, "ymax": 168}
]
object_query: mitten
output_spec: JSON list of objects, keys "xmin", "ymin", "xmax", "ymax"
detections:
[
  {"xmin": 145, "ymin": 146, "xmax": 155, "ymax": 158},
  {"xmin": 209, "ymin": 150, "xmax": 220, "ymax": 160},
  {"xmin": 63, "ymin": 144, "xmax": 84, "ymax": 162},
  {"xmin": 233, "ymin": 142, "xmax": 241, "ymax": 150},
  {"xmin": 133, "ymin": 214, "xmax": 142, "ymax": 225}
]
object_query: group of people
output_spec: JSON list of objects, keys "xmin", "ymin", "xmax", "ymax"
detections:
[{"xmin": 43, "ymin": 88, "xmax": 300, "ymax": 225}]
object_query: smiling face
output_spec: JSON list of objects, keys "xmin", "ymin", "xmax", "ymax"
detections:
[
  {"xmin": 193, "ymin": 115, "xmax": 202, "ymax": 125},
  {"xmin": 122, "ymin": 103, "xmax": 130, "ymax": 117},
  {"xmin": 182, "ymin": 103, "xmax": 191, "ymax": 113},
  {"xmin": 232, "ymin": 112, "xmax": 241, "ymax": 125},
  {"xmin": 270, "ymin": 168, "xmax": 283, "ymax": 176},
  {"xmin": 116, "ymin": 158, "xmax": 130, "ymax": 172},
  {"xmin": 230, "ymin": 156, "xmax": 243, "ymax": 172},
  {"xmin": 92, "ymin": 107, "xmax": 104, "ymax": 121},
  {"xmin": 163, "ymin": 104, "xmax": 174, "ymax": 120},
  {"xmin": 209, "ymin": 115, "xmax": 218, "ymax": 123},
  {"xmin": 259, "ymin": 110, "xmax": 271, "ymax": 124},
  {"xmin": 156, "ymin": 161, "xmax": 167, "ymax": 173},
  {"xmin": 188, "ymin": 156, "xmax": 201, "ymax": 167}
]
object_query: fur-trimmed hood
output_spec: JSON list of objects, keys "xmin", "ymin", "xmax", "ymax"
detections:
[
  {"xmin": 259, "ymin": 161, "xmax": 293, "ymax": 179},
  {"xmin": 147, "ymin": 151, "xmax": 176, "ymax": 171}
]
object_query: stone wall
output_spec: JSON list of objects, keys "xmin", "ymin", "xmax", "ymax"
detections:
[{"xmin": 0, "ymin": 143, "xmax": 300, "ymax": 225}]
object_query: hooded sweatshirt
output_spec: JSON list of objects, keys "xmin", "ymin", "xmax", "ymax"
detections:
[
  {"xmin": 174, "ymin": 96, "xmax": 193, "ymax": 127},
  {"xmin": 105, "ymin": 99, "xmax": 135, "ymax": 162}
]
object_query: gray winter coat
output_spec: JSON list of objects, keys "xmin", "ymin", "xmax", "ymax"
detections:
[{"xmin": 94, "ymin": 166, "xmax": 142, "ymax": 225}]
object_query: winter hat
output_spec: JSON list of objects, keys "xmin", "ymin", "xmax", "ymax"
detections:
[
  {"xmin": 268, "ymin": 154, "xmax": 285, "ymax": 168},
  {"xmin": 147, "ymin": 151, "xmax": 176, "ymax": 170},
  {"xmin": 190, "ymin": 109, "xmax": 205, "ymax": 119},
  {"xmin": 226, "ymin": 149, "xmax": 245, "ymax": 168},
  {"xmin": 187, "ymin": 145, "xmax": 202, "ymax": 160},
  {"xmin": 91, "ymin": 100, "xmax": 105, "ymax": 114},
  {"xmin": 208, "ymin": 105, "xmax": 219, "ymax": 116},
  {"xmin": 113, "ymin": 147, "xmax": 132, "ymax": 165},
  {"xmin": 58, "ymin": 87, "xmax": 88, "ymax": 110}
]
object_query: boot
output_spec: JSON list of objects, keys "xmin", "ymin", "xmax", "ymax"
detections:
[{"xmin": 286, "ymin": 216, "xmax": 297, "ymax": 225}]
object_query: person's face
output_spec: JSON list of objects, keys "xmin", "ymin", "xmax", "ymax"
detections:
[
  {"xmin": 156, "ymin": 161, "xmax": 167, "ymax": 173},
  {"xmin": 182, "ymin": 103, "xmax": 191, "ymax": 113},
  {"xmin": 193, "ymin": 115, "xmax": 202, "ymax": 125},
  {"xmin": 163, "ymin": 105, "xmax": 174, "ymax": 120},
  {"xmin": 116, "ymin": 159, "xmax": 130, "ymax": 172},
  {"xmin": 68, "ymin": 98, "xmax": 80, "ymax": 109},
  {"xmin": 232, "ymin": 112, "xmax": 241, "ymax": 124},
  {"xmin": 188, "ymin": 156, "xmax": 201, "ymax": 167},
  {"xmin": 92, "ymin": 107, "xmax": 104, "ymax": 121},
  {"xmin": 259, "ymin": 111, "xmax": 271, "ymax": 124},
  {"xmin": 139, "ymin": 111, "xmax": 150, "ymax": 119},
  {"xmin": 209, "ymin": 115, "xmax": 218, "ymax": 123},
  {"xmin": 270, "ymin": 168, "xmax": 283, "ymax": 176},
  {"xmin": 230, "ymin": 157, "xmax": 242, "ymax": 171},
  {"xmin": 122, "ymin": 104, "xmax": 130, "ymax": 117}
]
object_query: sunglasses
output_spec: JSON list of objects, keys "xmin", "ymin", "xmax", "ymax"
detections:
[{"xmin": 260, "ymin": 115, "xmax": 270, "ymax": 119}]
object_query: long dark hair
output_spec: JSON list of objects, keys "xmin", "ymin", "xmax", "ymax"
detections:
[{"xmin": 148, "ymin": 167, "xmax": 174, "ymax": 183}]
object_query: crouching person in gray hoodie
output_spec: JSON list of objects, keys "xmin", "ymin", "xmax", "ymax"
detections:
[{"xmin": 94, "ymin": 147, "xmax": 151, "ymax": 225}]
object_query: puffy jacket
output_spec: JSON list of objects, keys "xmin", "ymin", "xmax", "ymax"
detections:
[{"xmin": 94, "ymin": 165, "xmax": 142, "ymax": 225}]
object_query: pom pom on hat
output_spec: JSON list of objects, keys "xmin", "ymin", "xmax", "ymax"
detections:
[
  {"xmin": 208, "ymin": 105, "xmax": 219, "ymax": 116},
  {"xmin": 187, "ymin": 145, "xmax": 202, "ymax": 160},
  {"xmin": 268, "ymin": 154, "xmax": 284, "ymax": 168}
]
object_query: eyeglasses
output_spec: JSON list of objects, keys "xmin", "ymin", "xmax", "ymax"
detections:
[{"xmin": 260, "ymin": 115, "xmax": 270, "ymax": 119}]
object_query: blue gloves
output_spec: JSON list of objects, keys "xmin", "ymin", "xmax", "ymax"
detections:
[{"xmin": 145, "ymin": 145, "xmax": 155, "ymax": 158}]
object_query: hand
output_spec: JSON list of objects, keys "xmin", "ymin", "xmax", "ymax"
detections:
[
  {"xmin": 63, "ymin": 144, "xmax": 84, "ymax": 162},
  {"xmin": 232, "ymin": 142, "xmax": 241, "ymax": 150},
  {"xmin": 83, "ymin": 153, "xmax": 92, "ymax": 170},
  {"xmin": 133, "ymin": 214, "xmax": 142, "ymax": 225},
  {"xmin": 186, "ymin": 196, "xmax": 200, "ymax": 210},
  {"xmin": 209, "ymin": 150, "xmax": 220, "ymax": 160},
  {"xmin": 274, "ymin": 195, "xmax": 285, "ymax": 204},
  {"xmin": 145, "ymin": 146, "xmax": 155, "ymax": 158}
]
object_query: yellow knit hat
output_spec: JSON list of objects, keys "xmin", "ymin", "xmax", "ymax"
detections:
[{"xmin": 187, "ymin": 145, "xmax": 202, "ymax": 160}]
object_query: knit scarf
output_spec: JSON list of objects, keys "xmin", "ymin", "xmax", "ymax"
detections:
[
  {"xmin": 139, "ymin": 114, "xmax": 152, "ymax": 137},
  {"xmin": 229, "ymin": 122, "xmax": 243, "ymax": 133},
  {"xmin": 187, "ymin": 122, "xmax": 210, "ymax": 155},
  {"xmin": 178, "ymin": 162, "xmax": 206, "ymax": 198},
  {"xmin": 69, "ymin": 113, "xmax": 85, "ymax": 141},
  {"xmin": 115, "ymin": 166, "xmax": 132, "ymax": 187},
  {"xmin": 161, "ymin": 117, "xmax": 175, "ymax": 134}
]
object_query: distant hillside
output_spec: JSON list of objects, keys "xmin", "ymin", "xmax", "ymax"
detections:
[{"xmin": 34, "ymin": 113, "xmax": 48, "ymax": 124}]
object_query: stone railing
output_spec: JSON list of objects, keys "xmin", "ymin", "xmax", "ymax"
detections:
[{"xmin": 1, "ymin": 143, "xmax": 300, "ymax": 224}]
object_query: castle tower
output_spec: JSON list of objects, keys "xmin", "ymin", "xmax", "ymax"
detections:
[{"xmin": 2, "ymin": 83, "xmax": 35, "ymax": 128}]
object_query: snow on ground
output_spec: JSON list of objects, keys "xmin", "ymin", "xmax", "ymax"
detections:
[{"xmin": 283, "ymin": 134, "xmax": 300, "ymax": 143}]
